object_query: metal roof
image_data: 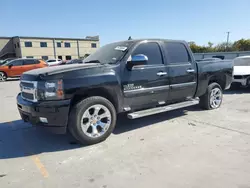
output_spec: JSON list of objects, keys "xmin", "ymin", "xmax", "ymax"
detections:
[{"xmin": 0, "ymin": 36, "xmax": 99, "ymax": 41}]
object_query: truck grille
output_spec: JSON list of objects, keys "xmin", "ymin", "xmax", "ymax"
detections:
[
  {"xmin": 20, "ymin": 80, "xmax": 38, "ymax": 102},
  {"xmin": 234, "ymin": 75, "xmax": 243, "ymax": 79}
]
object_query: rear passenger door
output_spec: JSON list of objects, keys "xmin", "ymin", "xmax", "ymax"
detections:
[
  {"xmin": 163, "ymin": 42, "xmax": 197, "ymax": 101},
  {"xmin": 122, "ymin": 41, "xmax": 170, "ymax": 110},
  {"xmin": 23, "ymin": 59, "xmax": 39, "ymax": 73}
]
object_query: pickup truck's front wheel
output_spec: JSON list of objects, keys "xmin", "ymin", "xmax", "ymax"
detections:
[
  {"xmin": 68, "ymin": 96, "xmax": 117, "ymax": 145},
  {"xmin": 199, "ymin": 83, "xmax": 223, "ymax": 110}
]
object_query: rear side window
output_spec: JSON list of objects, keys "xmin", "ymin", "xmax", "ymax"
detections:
[
  {"xmin": 132, "ymin": 42, "xmax": 163, "ymax": 65},
  {"xmin": 164, "ymin": 42, "xmax": 190, "ymax": 63},
  {"xmin": 23, "ymin": 59, "xmax": 36, "ymax": 65},
  {"xmin": 47, "ymin": 60, "xmax": 56, "ymax": 62}
]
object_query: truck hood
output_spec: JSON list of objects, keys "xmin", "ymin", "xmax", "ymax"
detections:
[
  {"xmin": 233, "ymin": 66, "xmax": 250, "ymax": 76},
  {"xmin": 24, "ymin": 63, "xmax": 101, "ymax": 76}
]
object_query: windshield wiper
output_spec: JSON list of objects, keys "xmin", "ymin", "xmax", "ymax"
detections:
[{"xmin": 84, "ymin": 60, "xmax": 101, "ymax": 64}]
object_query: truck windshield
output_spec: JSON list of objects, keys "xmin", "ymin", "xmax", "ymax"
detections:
[{"xmin": 83, "ymin": 41, "xmax": 134, "ymax": 64}]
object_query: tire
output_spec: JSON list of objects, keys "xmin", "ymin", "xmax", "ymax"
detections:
[
  {"xmin": 68, "ymin": 96, "xmax": 117, "ymax": 145},
  {"xmin": 199, "ymin": 83, "xmax": 223, "ymax": 110},
  {"xmin": 0, "ymin": 71, "xmax": 7, "ymax": 82}
]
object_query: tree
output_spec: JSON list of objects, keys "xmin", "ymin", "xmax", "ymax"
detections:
[
  {"xmin": 233, "ymin": 39, "xmax": 250, "ymax": 51},
  {"xmin": 188, "ymin": 38, "xmax": 250, "ymax": 53}
]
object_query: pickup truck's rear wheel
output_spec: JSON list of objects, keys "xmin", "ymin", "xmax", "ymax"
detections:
[
  {"xmin": 69, "ymin": 96, "xmax": 117, "ymax": 145},
  {"xmin": 199, "ymin": 83, "xmax": 223, "ymax": 110},
  {"xmin": 0, "ymin": 72, "xmax": 7, "ymax": 82}
]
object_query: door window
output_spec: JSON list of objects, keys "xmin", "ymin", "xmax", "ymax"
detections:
[
  {"xmin": 132, "ymin": 42, "xmax": 163, "ymax": 65},
  {"xmin": 164, "ymin": 42, "xmax": 190, "ymax": 63},
  {"xmin": 23, "ymin": 59, "xmax": 36, "ymax": 65},
  {"xmin": 10, "ymin": 60, "xmax": 23, "ymax": 66}
]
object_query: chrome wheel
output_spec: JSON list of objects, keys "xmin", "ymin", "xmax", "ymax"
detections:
[
  {"xmin": 80, "ymin": 104, "xmax": 112, "ymax": 138},
  {"xmin": 210, "ymin": 88, "xmax": 222, "ymax": 108},
  {"xmin": 0, "ymin": 72, "xmax": 7, "ymax": 81}
]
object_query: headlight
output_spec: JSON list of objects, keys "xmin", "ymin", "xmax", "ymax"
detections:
[{"xmin": 38, "ymin": 80, "xmax": 64, "ymax": 100}]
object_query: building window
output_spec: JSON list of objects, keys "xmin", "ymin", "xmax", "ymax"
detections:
[
  {"xmin": 91, "ymin": 43, "xmax": 97, "ymax": 48},
  {"xmin": 64, "ymin": 42, "xmax": 71, "ymax": 48},
  {"xmin": 17, "ymin": 42, "xmax": 20, "ymax": 48},
  {"xmin": 41, "ymin": 56, "xmax": 49, "ymax": 60},
  {"xmin": 40, "ymin": 42, "xmax": 47, "ymax": 47},
  {"xmin": 66, "ymin": 56, "xmax": 72, "ymax": 60},
  {"xmin": 14, "ymin": 44, "xmax": 17, "ymax": 48},
  {"xmin": 25, "ymin": 42, "xmax": 32, "ymax": 47},
  {"xmin": 26, "ymin": 56, "xmax": 34, "ymax": 58},
  {"xmin": 58, "ymin": 56, "xmax": 63, "ymax": 60},
  {"xmin": 57, "ymin": 42, "xmax": 61, "ymax": 47}
]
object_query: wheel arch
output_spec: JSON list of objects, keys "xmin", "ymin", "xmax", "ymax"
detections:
[
  {"xmin": 70, "ymin": 87, "xmax": 121, "ymax": 113},
  {"xmin": 208, "ymin": 74, "xmax": 227, "ymax": 90},
  {"xmin": 0, "ymin": 70, "xmax": 7, "ymax": 76}
]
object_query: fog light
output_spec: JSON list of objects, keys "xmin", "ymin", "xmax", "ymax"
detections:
[{"xmin": 39, "ymin": 117, "xmax": 48, "ymax": 123}]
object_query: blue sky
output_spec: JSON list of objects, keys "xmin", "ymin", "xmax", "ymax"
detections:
[{"xmin": 1, "ymin": 0, "xmax": 250, "ymax": 46}]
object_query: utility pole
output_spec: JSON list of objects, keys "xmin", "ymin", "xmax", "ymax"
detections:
[{"xmin": 226, "ymin": 31, "xmax": 230, "ymax": 51}]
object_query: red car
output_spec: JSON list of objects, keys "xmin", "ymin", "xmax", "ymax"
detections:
[{"xmin": 0, "ymin": 58, "xmax": 47, "ymax": 81}]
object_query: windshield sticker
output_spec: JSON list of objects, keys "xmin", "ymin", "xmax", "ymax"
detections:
[{"xmin": 115, "ymin": 46, "xmax": 127, "ymax": 51}]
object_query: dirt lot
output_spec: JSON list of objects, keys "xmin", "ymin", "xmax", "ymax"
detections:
[{"xmin": 0, "ymin": 80, "xmax": 250, "ymax": 188}]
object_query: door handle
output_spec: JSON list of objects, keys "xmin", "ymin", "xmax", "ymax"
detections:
[
  {"xmin": 186, "ymin": 69, "xmax": 195, "ymax": 73},
  {"xmin": 157, "ymin": 72, "xmax": 167, "ymax": 76}
]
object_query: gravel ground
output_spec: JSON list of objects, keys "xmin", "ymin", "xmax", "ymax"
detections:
[{"xmin": 0, "ymin": 80, "xmax": 250, "ymax": 188}]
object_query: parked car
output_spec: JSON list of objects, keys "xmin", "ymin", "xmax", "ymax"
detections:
[
  {"xmin": 0, "ymin": 58, "xmax": 16, "ymax": 66},
  {"xmin": 17, "ymin": 39, "xmax": 233, "ymax": 145},
  {"xmin": 0, "ymin": 58, "xmax": 47, "ymax": 81},
  {"xmin": 232, "ymin": 56, "xmax": 250, "ymax": 87},
  {"xmin": 46, "ymin": 59, "xmax": 62, "ymax": 66},
  {"xmin": 66, "ymin": 59, "xmax": 83, "ymax": 64}
]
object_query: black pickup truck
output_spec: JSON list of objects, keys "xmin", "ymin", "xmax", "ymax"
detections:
[{"xmin": 17, "ymin": 39, "xmax": 233, "ymax": 145}]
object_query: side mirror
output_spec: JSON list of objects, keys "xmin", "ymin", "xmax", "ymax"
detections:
[
  {"xmin": 127, "ymin": 54, "xmax": 148, "ymax": 70},
  {"xmin": 8, "ymin": 64, "xmax": 13, "ymax": 69}
]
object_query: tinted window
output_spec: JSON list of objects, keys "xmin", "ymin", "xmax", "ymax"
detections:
[
  {"xmin": 40, "ymin": 42, "xmax": 47, "ymax": 47},
  {"xmin": 57, "ymin": 42, "xmax": 61, "ymax": 47},
  {"xmin": 11, "ymin": 60, "xmax": 23, "ymax": 66},
  {"xmin": 65, "ymin": 42, "xmax": 71, "ymax": 48},
  {"xmin": 17, "ymin": 42, "xmax": 20, "ymax": 48},
  {"xmin": 91, "ymin": 43, "xmax": 97, "ymax": 48},
  {"xmin": 47, "ymin": 60, "xmax": 56, "ymax": 62},
  {"xmin": 42, "ymin": 56, "xmax": 48, "ymax": 60},
  {"xmin": 25, "ymin": 42, "xmax": 32, "ymax": 47},
  {"xmin": 164, "ymin": 42, "xmax": 190, "ymax": 63},
  {"xmin": 23, "ymin": 59, "xmax": 36, "ymax": 65},
  {"xmin": 132, "ymin": 42, "xmax": 163, "ymax": 65}
]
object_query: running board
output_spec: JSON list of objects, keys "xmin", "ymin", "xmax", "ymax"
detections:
[{"xmin": 127, "ymin": 99, "xmax": 199, "ymax": 119}]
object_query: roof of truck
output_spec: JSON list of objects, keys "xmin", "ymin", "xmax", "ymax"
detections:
[{"xmin": 117, "ymin": 38, "xmax": 187, "ymax": 43}]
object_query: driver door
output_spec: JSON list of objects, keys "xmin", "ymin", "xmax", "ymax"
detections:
[
  {"xmin": 121, "ymin": 41, "xmax": 170, "ymax": 110},
  {"xmin": 8, "ymin": 59, "xmax": 24, "ymax": 77}
]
